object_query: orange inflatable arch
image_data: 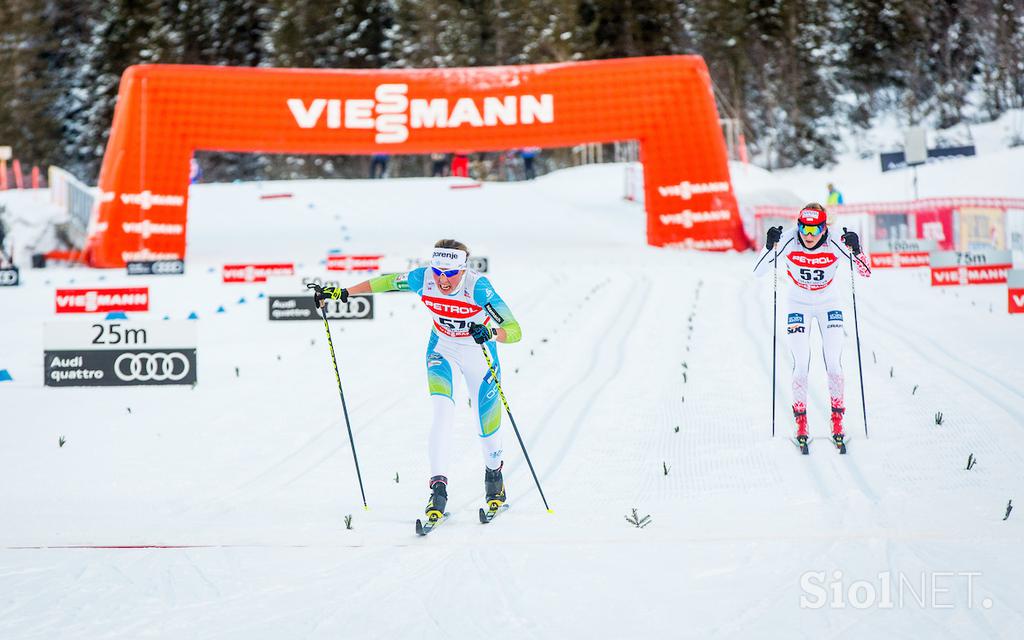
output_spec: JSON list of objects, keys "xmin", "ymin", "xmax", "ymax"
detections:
[{"xmin": 86, "ymin": 56, "xmax": 746, "ymax": 267}]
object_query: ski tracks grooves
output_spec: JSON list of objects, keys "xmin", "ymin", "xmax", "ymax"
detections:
[{"xmin": 533, "ymin": 272, "xmax": 652, "ymax": 485}]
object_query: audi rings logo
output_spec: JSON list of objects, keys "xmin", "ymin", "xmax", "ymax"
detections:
[
  {"xmin": 114, "ymin": 352, "xmax": 191, "ymax": 382},
  {"xmin": 325, "ymin": 297, "xmax": 373, "ymax": 319},
  {"xmin": 0, "ymin": 268, "xmax": 19, "ymax": 286}
]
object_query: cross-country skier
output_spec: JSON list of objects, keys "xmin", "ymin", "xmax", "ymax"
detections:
[
  {"xmin": 314, "ymin": 240, "xmax": 521, "ymax": 521},
  {"xmin": 753, "ymin": 203, "xmax": 870, "ymax": 451}
]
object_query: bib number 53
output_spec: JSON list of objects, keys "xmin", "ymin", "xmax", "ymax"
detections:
[{"xmin": 799, "ymin": 268, "xmax": 825, "ymax": 281}]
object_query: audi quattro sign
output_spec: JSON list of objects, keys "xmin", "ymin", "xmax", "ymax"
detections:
[
  {"xmin": 0, "ymin": 267, "xmax": 19, "ymax": 286},
  {"xmin": 126, "ymin": 259, "xmax": 185, "ymax": 276},
  {"xmin": 268, "ymin": 295, "xmax": 374, "ymax": 321},
  {"xmin": 44, "ymin": 321, "xmax": 197, "ymax": 387}
]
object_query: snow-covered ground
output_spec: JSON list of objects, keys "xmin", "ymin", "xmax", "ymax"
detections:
[{"xmin": 1, "ymin": 163, "xmax": 1022, "ymax": 639}]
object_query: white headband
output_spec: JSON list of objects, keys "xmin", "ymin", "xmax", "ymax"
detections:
[{"xmin": 430, "ymin": 248, "xmax": 468, "ymax": 270}]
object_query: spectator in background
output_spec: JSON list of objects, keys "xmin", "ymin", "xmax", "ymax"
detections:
[
  {"xmin": 451, "ymin": 151, "xmax": 470, "ymax": 178},
  {"xmin": 371, "ymin": 153, "xmax": 390, "ymax": 179},
  {"xmin": 189, "ymin": 157, "xmax": 203, "ymax": 184},
  {"xmin": 430, "ymin": 152, "xmax": 448, "ymax": 177},
  {"xmin": 827, "ymin": 183, "xmax": 843, "ymax": 205},
  {"xmin": 521, "ymin": 147, "xmax": 539, "ymax": 180},
  {"xmin": 499, "ymin": 150, "xmax": 519, "ymax": 181}
]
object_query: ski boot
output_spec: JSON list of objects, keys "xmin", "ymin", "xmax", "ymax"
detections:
[
  {"xmin": 831, "ymin": 406, "xmax": 847, "ymax": 454},
  {"xmin": 793, "ymin": 403, "xmax": 810, "ymax": 454},
  {"xmin": 484, "ymin": 462, "xmax": 506, "ymax": 509},
  {"xmin": 425, "ymin": 475, "xmax": 448, "ymax": 521}
]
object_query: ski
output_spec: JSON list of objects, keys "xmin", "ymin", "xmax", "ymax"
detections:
[
  {"xmin": 791, "ymin": 436, "xmax": 813, "ymax": 455},
  {"xmin": 415, "ymin": 512, "xmax": 451, "ymax": 536},
  {"xmin": 478, "ymin": 502, "xmax": 510, "ymax": 524}
]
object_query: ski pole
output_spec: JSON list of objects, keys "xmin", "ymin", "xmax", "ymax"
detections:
[
  {"xmin": 309, "ymin": 284, "xmax": 369, "ymax": 509},
  {"xmin": 479, "ymin": 343, "xmax": 553, "ymax": 513},
  {"xmin": 840, "ymin": 230, "xmax": 870, "ymax": 439},
  {"xmin": 771, "ymin": 247, "xmax": 779, "ymax": 438}
]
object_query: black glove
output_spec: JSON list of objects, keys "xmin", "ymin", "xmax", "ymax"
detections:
[
  {"xmin": 307, "ymin": 283, "xmax": 349, "ymax": 308},
  {"xmin": 841, "ymin": 227, "xmax": 861, "ymax": 254},
  {"xmin": 468, "ymin": 322, "xmax": 495, "ymax": 344},
  {"xmin": 765, "ymin": 225, "xmax": 783, "ymax": 251}
]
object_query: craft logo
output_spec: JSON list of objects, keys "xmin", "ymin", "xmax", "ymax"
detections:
[
  {"xmin": 122, "ymin": 220, "xmax": 185, "ymax": 238},
  {"xmin": 657, "ymin": 180, "xmax": 730, "ymax": 200},
  {"xmin": 658, "ymin": 209, "xmax": 731, "ymax": 228},
  {"xmin": 0, "ymin": 267, "xmax": 19, "ymax": 286},
  {"xmin": 222, "ymin": 263, "xmax": 295, "ymax": 283},
  {"xmin": 268, "ymin": 296, "xmax": 374, "ymax": 321},
  {"xmin": 326, "ymin": 255, "xmax": 383, "ymax": 272},
  {"xmin": 55, "ymin": 287, "xmax": 149, "ymax": 313},
  {"xmin": 289, "ymin": 84, "xmax": 555, "ymax": 144},
  {"xmin": 422, "ymin": 296, "xmax": 481, "ymax": 319},
  {"xmin": 127, "ymin": 260, "xmax": 185, "ymax": 276}
]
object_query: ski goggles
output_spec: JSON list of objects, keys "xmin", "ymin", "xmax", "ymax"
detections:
[
  {"xmin": 431, "ymin": 266, "xmax": 464, "ymax": 278},
  {"xmin": 798, "ymin": 223, "xmax": 825, "ymax": 236}
]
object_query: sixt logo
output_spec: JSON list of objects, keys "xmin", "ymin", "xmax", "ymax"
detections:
[
  {"xmin": 288, "ymin": 84, "xmax": 554, "ymax": 144},
  {"xmin": 657, "ymin": 180, "xmax": 730, "ymax": 200}
]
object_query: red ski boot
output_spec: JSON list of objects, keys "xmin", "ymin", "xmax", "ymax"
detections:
[
  {"xmin": 793, "ymin": 403, "xmax": 809, "ymax": 454},
  {"xmin": 830, "ymin": 403, "xmax": 847, "ymax": 453}
]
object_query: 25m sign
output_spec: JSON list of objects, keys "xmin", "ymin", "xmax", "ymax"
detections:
[{"xmin": 55, "ymin": 287, "xmax": 149, "ymax": 313}]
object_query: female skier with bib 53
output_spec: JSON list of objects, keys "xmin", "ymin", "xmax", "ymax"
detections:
[
  {"xmin": 314, "ymin": 240, "xmax": 521, "ymax": 522},
  {"xmin": 753, "ymin": 203, "xmax": 870, "ymax": 452}
]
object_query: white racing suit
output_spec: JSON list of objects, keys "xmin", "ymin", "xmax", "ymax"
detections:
[
  {"xmin": 753, "ymin": 229, "xmax": 871, "ymax": 435},
  {"xmin": 367, "ymin": 267, "xmax": 521, "ymax": 477}
]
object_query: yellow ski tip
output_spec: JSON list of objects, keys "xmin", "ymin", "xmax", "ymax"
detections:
[
  {"xmin": 363, "ymin": 505, "xmax": 370, "ymax": 511},
  {"xmin": 547, "ymin": 509, "xmax": 555, "ymax": 514}
]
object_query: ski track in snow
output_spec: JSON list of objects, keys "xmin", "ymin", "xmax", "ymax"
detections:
[{"xmin": 2, "ymin": 167, "xmax": 1023, "ymax": 639}]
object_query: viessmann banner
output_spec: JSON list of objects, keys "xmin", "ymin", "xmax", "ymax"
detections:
[
  {"xmin": 82, "ymin": 56, "xmax": 747, "ymax": 268},
  {"xmin": 44, "ymin": 321, "xmax": 197, "ymax": 387},
  {"xmin": 929, "ymin": 250, "xmax": 1013, "ymax": 286},
  {"xmin": 55, "ymin": 287, "xmax": 150, "ymax": 313}
]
